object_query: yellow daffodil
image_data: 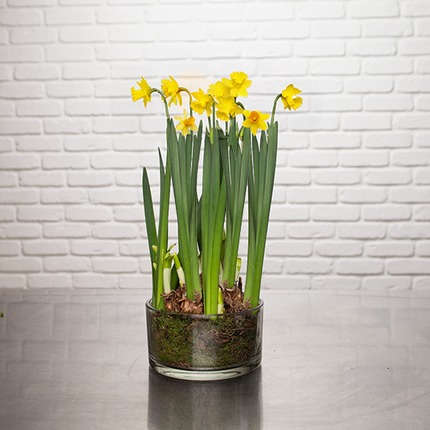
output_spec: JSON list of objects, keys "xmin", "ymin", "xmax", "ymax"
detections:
[
  {"xmin": 175, "ymin": 110, "xmax": 198, "ymax": 136},
  {"xmin": 281, "ymin": 84, "xmax": 302, "ymax": 111},
  {"xmin": 216, "ymin": 97, "xmax": 243, "ymax": 122},
  {"xmin": 131, "ymin": 77, "xmax": 152, "ymax": 107},
  {"xmin": 208, "ymin": 80, "xmax": 230, "ymax": 101},
  {"xmin": 242, "ymin": 110, "xmax": 270, "ymax": 135},
  {"xmin": 161, "ymin": 75, "xmax": 182, "ymax": 106},
  {"xmin": 223, "ymin": 71, "xmax": 252, "ymax": 98},
  {"xmin": 191, "ymin": 89, "xmax": 213, "ymax": 116}
]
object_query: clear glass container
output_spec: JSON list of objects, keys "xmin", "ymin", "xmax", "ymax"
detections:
[{"xmin": 146, "ymin": 300, "xmax": 263, "ymax": 381}]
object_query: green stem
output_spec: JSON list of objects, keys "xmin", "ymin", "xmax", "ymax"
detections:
[{"xmin": 270, "ymin": 93, "xmax": 282, "ymax": 126}]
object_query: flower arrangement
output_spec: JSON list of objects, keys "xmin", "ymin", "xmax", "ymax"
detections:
[{"xmin": 131, "ymin": 72, "xmax": 302, "ymax": 315}]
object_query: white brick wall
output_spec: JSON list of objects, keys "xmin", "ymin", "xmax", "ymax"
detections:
[{"xmin": 0, "ymin": 0, "xmax": 429, "ymax": 291}]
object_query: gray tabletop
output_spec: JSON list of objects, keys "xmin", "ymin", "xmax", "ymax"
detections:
[{"xmin": 1, "ymin": 289, "xmax": 430, "ymax": 430}]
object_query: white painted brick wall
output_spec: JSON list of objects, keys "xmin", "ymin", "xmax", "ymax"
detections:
[{"xmin": 0, "ymin": 0, "xmax": 429, "ymax": 291}]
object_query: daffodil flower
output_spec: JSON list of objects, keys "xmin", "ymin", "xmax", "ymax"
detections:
[
  {"xmin": 224, "ymin": 71, "xmax": 252, "ymax": 98},
  {"xmin": 175, "ymin": 110, "xmax": 198, "ymax": 136},
  {"xmin": 281, "ymin": 84, "xmax": 303, "ymax": 111},
  {"xmin": 242, "ymin": 110, "xmax": 270, "ymax": 135},
  {"xmin": 216, "ymin": 97, "xmax": 243, "ymax": 122},
  {"xmin": 161, "ymin": 75, "xmax": 183, "ymax": 106},
  {"xmin": 131, "ymin": 77, "xmax": 152, "ymax": 107},
  {"xmin": 208, "ymin": 80, "xmax": 230, "ymax": 100},
  {"xmin": 191, "ymin": 89, "xmax": 213, "ymax": 116}
]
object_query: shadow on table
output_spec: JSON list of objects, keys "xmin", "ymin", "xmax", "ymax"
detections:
[{"xmin": 147, "ymin": 367, "xmax": 262, "ymax": 430}]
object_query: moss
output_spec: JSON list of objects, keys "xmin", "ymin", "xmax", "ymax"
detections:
[{"xmin": 147, "ymin": 310, "xmax": 262, "ymax": 370}]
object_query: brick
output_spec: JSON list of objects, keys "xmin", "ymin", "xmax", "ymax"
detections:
[
  {"xmin": 260, "ymin": 59, "xmax": 308, "ymax": 76},
  {"xmin": 16, "ymin": 101, "xmax": 63, "ymax": 117},
  {"xmin": 41, "ymin": 189, "xmax": 87, "ymax": 204},
  {"xmin": 0, "ymin": 9, "xmax": 43, "ymax": 25},
  {"xmin": 313, "ymin": 21, "xmax": 360, "ymax": 38},
  {"xmin": 210, "ymin": 23, "xmax": 259, "ymax": 41},
  {"xmin": 310, "ymin": 134, "xmax": 360, "ymax": 149},
  {"xmin": 47, "ymin": 82, "xmax": 93, "ymax": 98},
  {"xmin": 297, "ymin": 2, "xmax": 344, "ymax": 19},
  {"xmin": 397, "ymin": 77, "xmax": 430, "ymax": 93},
  {"xmin": 403, "ymin": 2, "xmax": 430, "ymax": 17},
  {"xmin": 286, "ymin": 223, "xmax": 335, "ymax": 239},
  {"xmin": 340, "ymin": 151, "xmax": 389, "ymax": 167},
  {"xmin": 390, "ymin": 187, "xmax": 430, "ymax": 203},
  {"xmin": 3, "ymin": 224, "xmax": 41, "ymax": 238},
  {"xmin": 60, "ymin": 0, "xmax": 104, "ymax": 4},
  {"xmin": 92, "ymin": 224, "xmax": 139, "ymax": 239},
  {"xmin": 366, "ymin": 242, "xmax": 414, "ymax": 257},
  {"xmin": 113, "ymin": 207, "xmax": 144, "ymax": 222},
  {"xmin": 73, "ymin": 274, "xmax": 118, "ymax": 289},
  {"xmin": 313, "ymin": 170, "xmax": 361, "ymax": 185},
  {"xmin": 417, "ymin": 242, "xmax": 430, "ymax": 257},
  {"xmin": 68, "ymin": 172, "xmax": 113, "ymax": 187},
  {"xmin": 18, "ymin": 207, "xmax": 63, "ymax": 222},
  {"xmin": 64, "ymin": 136, "xmax": 111, "ymax": 152},
  {"xmin": 15, "ymin": 65, "xmax": 60, "ymax": 81},
  {"xmin": 0, "ymin": 275, "xmax": 26, "ymax": 288},
  {"xmin": 316, "ymin": 241, "xmax": 363, "ymax": 257},
  {"xmin": 0, "ymin": 29, "xmax": 7, "ymax": 44},
  {"xmin": 414, "ymin": 277, "xmax": 430, "ymax": 290},
  {"xmin": 285, "ymin": 259, "xmax": 333, "ymax": 275},
  {"xmin": 0, "ymin": 83, "xmax": 44, "ymax": 99},
  {"xmin": 10, "ymin": 28, "xmax": 57, "ymax": 46},
  {"xmin": 266, "ymin": 241, "xmax": 313, "ymax": 257},
  {"xmin": 389, "ymin": 224, "xmax": 430, "ymax": 239},
  {"xmin": 65, "ymin": 100, "xmax": 110, "ymax": 116},
  {"xmin": 416, "ymin": 58, "xmax": 430, "ymax": 74},
  {"xmin": 393, "ymin": 151, "xmax": 430, "ymax": 166},
  {"xmin": 45, "ymin": 8, "xmax": 94, "ymax": 25},
  {"xmin": 0, "ymin": 173, "xmax": 17, "ymax": 188},
  {"xmin": 336, "ymin": 259, "xmax": 384, "ymax": 275},
  {"xmin": 90, "ymin": 189, "xmax": 137, "ymax": 205},
  {"xmin": 287, "ymin": 188, "xmax": 337, "ymax": 204},
  {"xmin": 338, "ymin": 223, "xmax": 386, "ymax": 240},
  {"xmin": 416, "ymin": 133, "xmax": 430, "ymax": 148},
  {"xmin": 42, "ymin": 155, "xmax": 89, "ymax": 170},
  {"xmin": 415, "ymin": 204, "xmax": 430, "ymax": 219},
  {"xmin": 387, "ymin": 260, "xmax": 430, "ymax": 275},
  {"xmin": 260, "ymin": 275, "xmax": 310, "ymax": 290},
  {"xmin": 43, "ymin": 224, "xmax": 89, "ymax": 238},
  {"xmin": 342, "ymin": 114, "xmax": 391, "ymax": 131},
  {"xmin": 0, "ymin": 101, "xmax": 13, "ymax": 117},
  {"xmin": 0, "ymin": 190, "xmax": 38, "ymax": 205},
  {"xmin": 340, "ymin": 188, "xmax": 387, "ymax": 204},
  {"xmin": 0, "ymin": 241, "xmax": 20, "ymax": 256},
  {"xmin": 9, "ymin": 0, "xmax": 55, "ymax": 5},
  {"xmin": 364, "ymin": 95, "xmax": 413, "ymax": 112},
  {"xmin": 416, "ymin": 169, "xmax": 430, "ymax": 185},
  {"xmin": 71, "ymin": 241, "xmax": 117, "ymax": 256},
  {"xmin": 416, "ymin": 19, "xmax": 430, "ymax": 36},
  {"xmin": 345, "ymin": 77, "xmax": 394, "ymax": 93},
  {"xmin": 119, "ymin": 241, "xmax": 148, "ymax": 256},
  {"xmin": 113, "ymin": 135, "xmax": 163, "ymax": 152},
  {"xmin": 161, "ymin": 24, "xmax": 209, "ymax": 41},
  {"xmin": 417, "ymin": 96, "xmax": 430, "ymax": 111},
  {"xmin": 264, "ymin": 258, "xmax": 283, "ymax": 274},
  {"xmin": 312, "ymin": 277, "xmax": 360, "ymax": 290},
  {"xmin": 311, "ymin": 59, "xmax": 360, "ymax": 76},
  {"xmin": 0, "ymin": 258, "xmax": 41, "ymax": 273},
  {"xmin": 46, "ymin": 45, "xmax": 94, "ymax": 62},
  {"xmin": 363, "ymin": 133, "xmax": 412, "ymax": 148},
  {"xmin": 394, "ymin": 115, "xmax": 430, "ymax": 130},
  {"xmin": 289, "ymin": 150, "xmax": 338, "ymax": 167},
  {"xmin": 363, "ymin": 20, "xmax": 412, "ymax": 37},
  {"xmin": 364, "ymin": 170, "xmax": 412, "ymax": 185},
  {"xmin": 93, "ymin": 118, "xmax": 138, "ymax": 134},
  {"xmin": 0, "ymin": 154, "xmax": 40, "ymax": 170},
  {"xmin": 311, "ymin": 205, "xmax": 360, "ymax": 221},
  {"xmin": 276, "ymin": 169, "xmax": 310, "ymax": 185},
  {"xmin": 0, "ymin": 65, "xmax": 12, "ymax": 81},
  {"xmin": 28, "ymin": 275, "xmax": 72, "ymax": 288},
  {"xmin": 44, "ymin": 119, "xmax": 91, "ymax": 134},
  {"xmin": 44, "ymin": 257, "xmax": 91, "ymax": 272},
  {"xmin": 290, "ymin": 115, "xmax": 339, "ymax": 131},
  {"xmin": 63, "ymin": 64, "xmax": 110, "ymax": 80},
  {"xmin": 363, "ymin": 59, "xmax": 413, "ymax": 75},
  {"xmin": 23, "ymin": 241, "xmax": 69, "ymax": 256},
  {"xmin": 296, "ymin": 41, "xmax": 345, "ymax": 57},
  {"xmin": 349, "ymin": 40, "xmax": 396, "ymax": 56},
  {"xmin": 260, "ymin": 22, "xmax": 309, "ymax": 40},
  {"xmin": 362, "ymin": 277, "xmax": 411, "ymax": 290},
  {"xmin": 311, "ymin": 96, "xmax": 361, "ymax": 112},
  {"xmin": 147, "ymin": 4, "xmax": 203, "ymax": 21},
  {"xmin": 16, "ymin": 136, "xmax": 62, "ymax": 152},
  {"xmin": 245, "ymin": 3, "xmax": 294, "ymax": 21},
  {"xmin": 96, "ymin": 7, "xmax": 142, "ymax": 23},
  {"xmin": 91, "ymin": 154, "xmax": 137, "ymax": 169},
  {"xmin": 65, "ymin": 206, "xmax": 112, "ymax": 222},
  {"xmin": 93, "ymin": 258, "xmax": 138, "ymax": 273},
  {"xmin": 95, "ymin": 45, "xmax": 141, "ymax": 61},
  {"xmin": 60, "ymin": 27, "xmax": 107, "ymax": 43}
]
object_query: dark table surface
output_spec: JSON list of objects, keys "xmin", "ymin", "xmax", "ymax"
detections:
[{"xmin": 1, "ymin": 289, "xmax": 430, "ymax": 430}]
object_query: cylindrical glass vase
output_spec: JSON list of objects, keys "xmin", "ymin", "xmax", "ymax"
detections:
[{"xmin": 145, "ymin": 300, "xmax": 263, "ymax": 381}]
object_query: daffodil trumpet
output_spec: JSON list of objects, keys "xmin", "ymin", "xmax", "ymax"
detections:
[{"xmin": 133, "ymin": 72, "xmax": 302, "ymax": 313}]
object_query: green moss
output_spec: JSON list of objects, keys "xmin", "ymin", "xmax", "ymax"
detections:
[{"xmin": 147, "ymin": 310, "xmax": 262, "ymax": 370}]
